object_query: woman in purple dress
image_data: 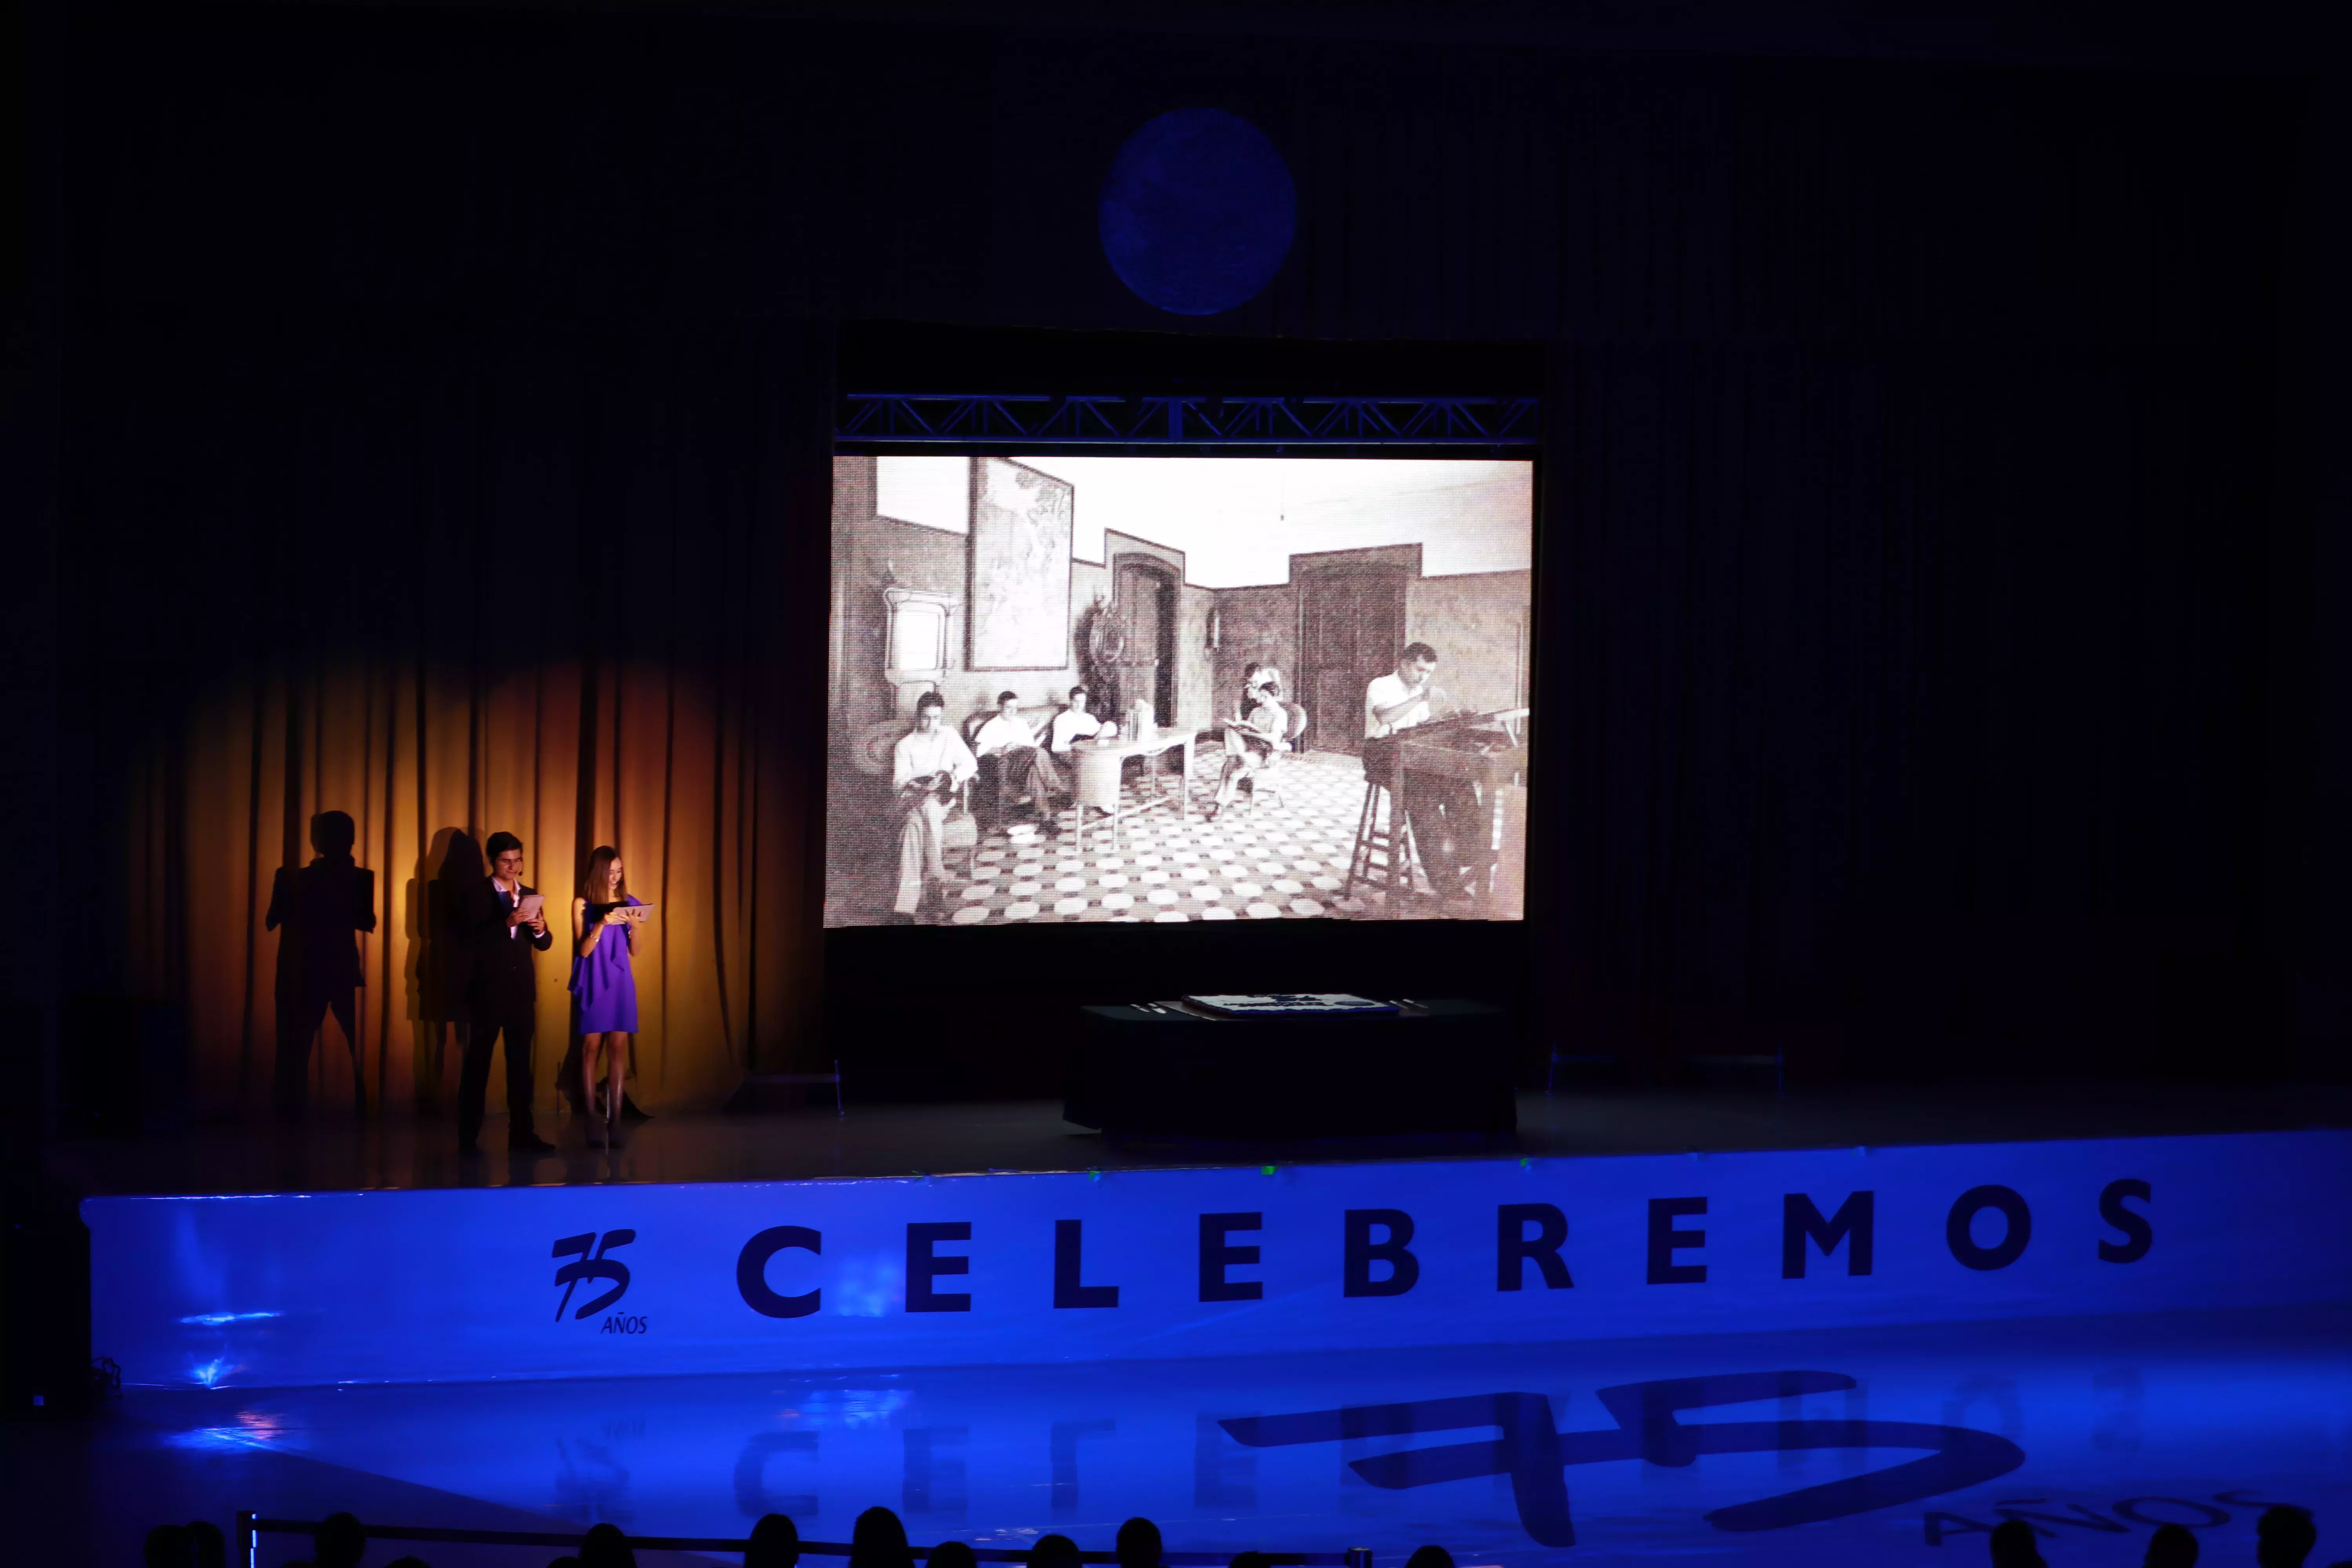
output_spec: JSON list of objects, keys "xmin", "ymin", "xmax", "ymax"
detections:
[{"xmin": 570, "ymin": 845, "xmax": 644, "ymax": 1146}]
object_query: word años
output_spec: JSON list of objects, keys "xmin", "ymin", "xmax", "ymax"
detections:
[
  {"xmin": 733, "ymin": 1181, "xmax": 2153, "ymax": 1318},
  {"xmin": 1926, "ymin": 1490, "xmax": 2305, "ymax": 1546},
  {"xmin": 599, "ymin": 1314, "xmax": 650, "ymax": 1336}
]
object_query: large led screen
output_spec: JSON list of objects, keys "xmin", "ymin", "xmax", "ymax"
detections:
[{"xmin": 827, "ymin": 456, "xmax": 1533, "ymax": 926}]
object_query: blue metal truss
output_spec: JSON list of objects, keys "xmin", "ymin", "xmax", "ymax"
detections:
[{"xmin": 837, "ymin": 393, "xmax": 1538, "ymax": 448}]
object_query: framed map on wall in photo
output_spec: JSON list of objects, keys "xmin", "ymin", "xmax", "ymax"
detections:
[{"xmin": 968, "ymin": 456, "xmax": 1075, "ymax": 671}]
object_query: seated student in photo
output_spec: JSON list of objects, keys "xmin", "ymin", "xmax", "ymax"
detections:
[
  {"xmin": 1208, "ymin": 670, "xmax": 1289, "ymax": 821},
  {"xmin": 891, "ymin": 691, "xmax": 978, "ymax": 923},
  {"xmin": 1364, "ymin": 641, "xmax": 1487, "ymax": 900},
  {"xmin": 1364, "ymin": 642, "xmax": 1443, "ymax": 740},
  {"xmin": 1047, "ymin": 684, "xmax": 1102, "ymax": 753},
  {"xmin": 1253, "ymin": 663, "xmax": 1308, "ymax": 752},
  {"xmin": 971, "ymin": 688, "xmax": 1065, "ymax": 824}
]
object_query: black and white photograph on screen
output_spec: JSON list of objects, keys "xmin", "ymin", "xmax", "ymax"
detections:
[{"xmin": 826, "ymin": 455, "xmax": 1533, "ymax": 927}]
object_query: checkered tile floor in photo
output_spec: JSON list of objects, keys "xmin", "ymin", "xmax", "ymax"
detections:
[{"xmin": 940, "ymin": 747, "xmax": 1398, "ymax": 924}]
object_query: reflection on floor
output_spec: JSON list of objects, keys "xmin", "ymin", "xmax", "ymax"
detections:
[
  {"xmin": 119, "ymin": 1305, "xmax": 2352, "ymax": 1568},
  {"xmin": 44, "ymin": 1084, "xmax": 2352, "ymax": 1196},
  {"xmin": 828, "ymin": 747, "xmax": 1446, "ymax": 926}
]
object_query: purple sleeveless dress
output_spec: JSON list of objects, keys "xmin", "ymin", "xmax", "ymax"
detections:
[{"xmin": 570, "ymin": 896, "xmax": 642, "ymax": 1033}]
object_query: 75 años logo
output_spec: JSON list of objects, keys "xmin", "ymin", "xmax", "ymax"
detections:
[
  {"xmin": 1223, "ymin": 1371, "xmax": 2024, "ymax": 1547},
  {"xmin": 552, "ymin": 1231, "xmax": 639, "ymax": 1325}
]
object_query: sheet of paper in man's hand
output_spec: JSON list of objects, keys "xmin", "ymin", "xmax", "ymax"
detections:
[{"xmin": 516, "ymin": 893, "xmax": 545, "ymax": 922}]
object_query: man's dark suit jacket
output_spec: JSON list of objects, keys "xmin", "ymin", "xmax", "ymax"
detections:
[{"xmin": 464, "ymin": 876, "xmax": 553, "ymax": 1022}]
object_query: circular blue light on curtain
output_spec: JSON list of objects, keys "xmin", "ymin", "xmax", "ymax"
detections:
[{"xmin": 1099, "ymin": 109, "xmax": 1296, "ymax": 316}]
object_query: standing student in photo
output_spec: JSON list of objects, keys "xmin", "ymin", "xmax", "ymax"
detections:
[
  {"xmin": 458, "ymin": 831, "xmax": 555, "ymax": 1156},
  {"xmin": 570, "ymin": 845, "xmax": 644, "ymax": 1148}
]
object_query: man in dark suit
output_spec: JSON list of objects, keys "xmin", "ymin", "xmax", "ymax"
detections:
[{"xmin": 458, "ymin": 830, "xmax": 556, "ymax": 1156}]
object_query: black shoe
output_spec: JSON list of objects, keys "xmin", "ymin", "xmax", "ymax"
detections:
[{"xmin": 509, "ymin": 1133, "xmax": 557, "ymax": 1154}]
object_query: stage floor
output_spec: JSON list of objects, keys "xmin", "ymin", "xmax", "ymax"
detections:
[
  {"xmin": 57, "ymin": 1303, "xmax": 2352, "ymax": 1568},
  {"xmin": 44, "ymin": 1082, "xmax": 2352, "ymax": 1197}
]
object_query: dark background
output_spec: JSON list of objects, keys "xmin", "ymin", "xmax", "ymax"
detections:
[{"xmin": 8, "ymin": 1, "xmax": 2351, "ymax": 1111}]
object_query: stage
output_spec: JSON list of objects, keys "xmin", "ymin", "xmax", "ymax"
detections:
[{"xmin": 36, "ymin": 1087, "xmax": 2352, "ymax": 1564}]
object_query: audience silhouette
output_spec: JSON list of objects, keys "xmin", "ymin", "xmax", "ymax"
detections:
[
  {"xmin": 1991, "ymin": 1519, "xmax": 2051, "ymax": 1568},
  {"xmin": 2261, "ymin": 1507, "xmax": 2320, "ymax": 1568},
  {"xmin": 145, "ymin": 1499, "xmax": 2332, "ymax": 1568},
  {"xmin": 852, "ymin": 1506, "xmax": 917, "ymax": 1568},
  {"xmin": 579, "ymin": 1520, "xmax": 637, "ymax": 1568},
  {"xmin": 749, "ymin": 1512, "xmax": 804, "ymax": 1568},
  {"xmin": 312, "ymin": 1510, "xmax": 366, "ymax": 1568},
  {"xmin": 1116, "ymin": 1517, "xmax": 1164, "ymax": 1568}
]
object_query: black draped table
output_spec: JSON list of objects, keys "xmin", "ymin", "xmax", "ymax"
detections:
[{"xmin": 1065, "ymin": 998, "xmax": 1516, "ymax": 1142}]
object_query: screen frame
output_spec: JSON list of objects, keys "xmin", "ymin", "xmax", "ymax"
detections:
[{"xmin": 820, "ymin": 324, "xmax": 1551, "ymax": 1099}]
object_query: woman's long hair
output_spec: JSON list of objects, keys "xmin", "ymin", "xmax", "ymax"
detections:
[{"xmin": 579, "ymin": 845, "xmax": 629, "ymax": 905}]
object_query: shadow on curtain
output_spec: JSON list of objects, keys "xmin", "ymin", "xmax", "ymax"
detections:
[{"xmin": 71, "ymin": 316, "xmax": 834, "ymax": 1120}]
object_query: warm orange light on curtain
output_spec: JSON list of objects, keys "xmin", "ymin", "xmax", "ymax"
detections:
[
  {"xmin": 73, "ymin": 318, "xmax": 837, "ymax": 1122},
  {"xmin": 125, "ymin": 650, "xmax": 801, "ymax": 1120}
]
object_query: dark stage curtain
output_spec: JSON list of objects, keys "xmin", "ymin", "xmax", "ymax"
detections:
[
  {"xmin": 46, "ymin": 6, "xmax": 2330, "ymax": 1097},
  {"xmin": 63, "ymin": 317, "xmax": 834, "ymax": 1119},
  {"xmin": 1540, "ymin": 339, "xmax": 2285, "ymax": 1080}
]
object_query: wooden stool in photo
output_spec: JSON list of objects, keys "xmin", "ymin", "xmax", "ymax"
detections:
[{"xmin": 1344, "ymin": 737, "xmax": 1423, "ymax": 903}]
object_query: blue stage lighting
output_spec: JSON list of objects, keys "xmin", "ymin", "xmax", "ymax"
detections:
[{"xmin": 1100, "ymin": 109, "xmax": 1296, "ymax": 316}]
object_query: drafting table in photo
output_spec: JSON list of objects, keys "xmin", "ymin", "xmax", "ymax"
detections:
[{"xmin": 1349, "ymin": 707, "xmax": 1530, "ymax": 917}]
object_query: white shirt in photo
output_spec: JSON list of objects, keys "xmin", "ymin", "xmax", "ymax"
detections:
[
  {"xmin": 971, "ymin": 713, "xmax": 1040, "ymax": 757},
  {"xmin": 1363, "ymin": 672, "xmax": 1431, "ymax": 739},
  {"xmin": 893, "ymin": 726, "xmax": 978, "ymax": 791},
  {"xmin": 1048, "ymin": 708, "xmax": 1102, "ymax": 753}
]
